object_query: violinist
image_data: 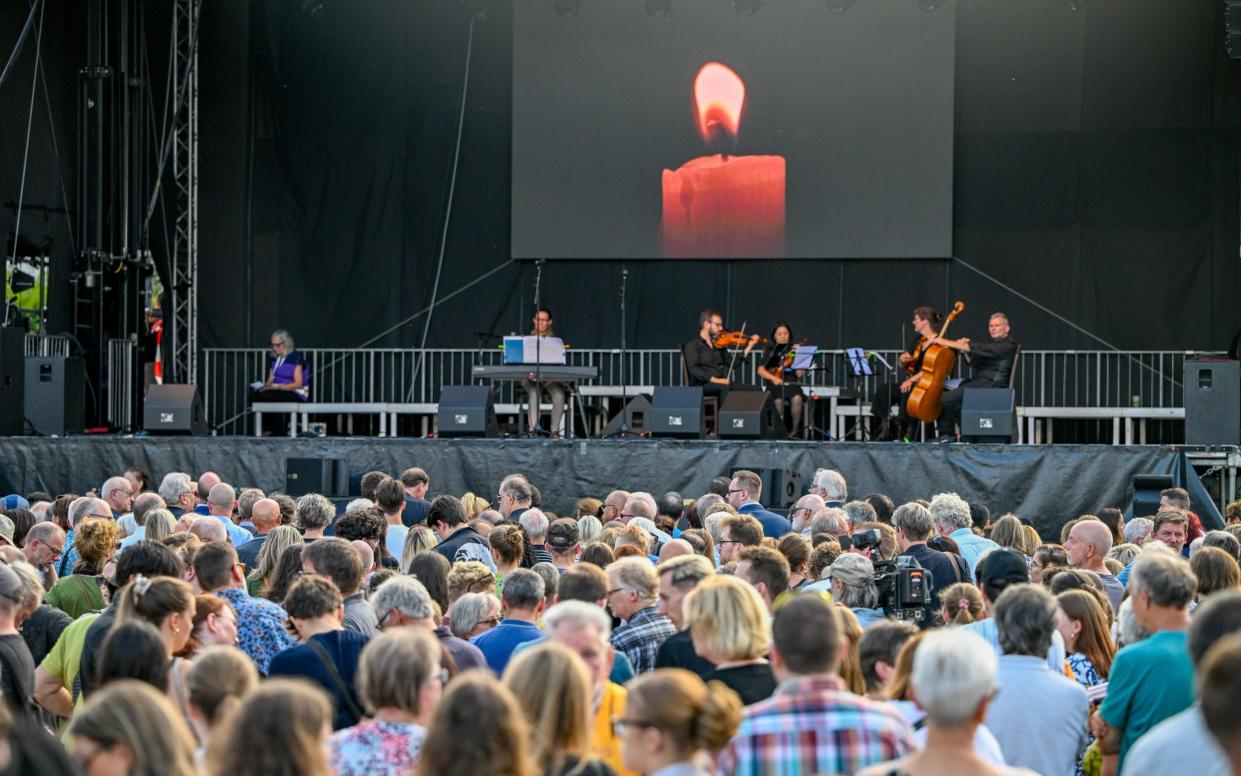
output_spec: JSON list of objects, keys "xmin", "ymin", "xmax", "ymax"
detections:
[
  {"xmin": 931, "ymin": 312, "xmax": 1019, "ymax": 440},
  {"xmin": 871, "ymin": 306, "xmax": 941, "ymax": 440},
  {"xmin": 684, "ymin": 309, "xmax": 759, "ymax": 395},
  {"xmin": 756, "ymin": 321, "xmax": 805, "ymax": 438}
]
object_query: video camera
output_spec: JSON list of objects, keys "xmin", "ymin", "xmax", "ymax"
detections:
[{"xmin": 848, "ymin": 528, "xmax": 931, "ymax": 623}]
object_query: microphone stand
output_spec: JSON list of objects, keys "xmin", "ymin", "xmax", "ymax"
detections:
[{"xmin": 610, "ymin": 266, "xmax": 632, "ymax": 438}]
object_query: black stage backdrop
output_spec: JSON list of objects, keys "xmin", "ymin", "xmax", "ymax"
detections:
[{"xmin": 2, "ymin": 0, "xmax": 1238, "ymax": 355}]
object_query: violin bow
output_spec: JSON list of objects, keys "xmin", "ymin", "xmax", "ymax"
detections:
[{"xmin": 726, "ymin": 321, "xmax": 748, "ymax": 383}]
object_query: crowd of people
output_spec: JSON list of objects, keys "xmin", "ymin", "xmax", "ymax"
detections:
[{"xmin": 0, "ymin": 464, "xmax": 1240, "ymax": 775}]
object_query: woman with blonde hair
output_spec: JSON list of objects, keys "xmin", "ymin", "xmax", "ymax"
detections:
[
  {"xmin": 682, "ymin": 575, "xmax": 776, "ymax": 704},
  {"xmin": 69, "ymin": 679, "xmax": 199, "ymax": 776},
  {"xmin": 462, "ymin": 492, "xmax": 491, "ymax": 520},
  {"xmin": 144, "ymin": 508, "xmax": 177, "ymax": 543},
  {"xmin": 490, "ymin": 524, "xmax": 527, "ymax": 591},
  {"xmin": 46, "ymin": 516, "xmax": 120, "ymax": 618},
  {"xmin": 1020, "ymin": 524, "xmax": 1043, "ymax": 556},
  {"xmin": 187, "ymin": 646, "xmax": 259, "ymax": 753},
  {"xmin": 619, "ymin": 668, "xmax": 742, "ymax": 776},
  {"xmin": 209, "ymin": 679, "xmax": 333, "ymax": 776},
  {"xmin": 419, "ymin": 671, "xmax": 538, "ymax": 776},
  {"xmin": 503, "ymin": 641, "xmax": 613, "ymax": 776},
  {"xmin": 988, "ymin": 515, "xmax": 1026, "ymax": 555},
  {"xmin": 245, "ymin": 524, "xmax": 302, "ymax": 595},
  {"xmin": 578, "ymin": 514, "xmax": 604, "ymax": 546},
  {"xmin": 834, "ymin": 606, "xmax": 867, "ymax": 695},
  {"xmin": 401, "ymin": 525, "xmax": 438, "ymax": 574}
]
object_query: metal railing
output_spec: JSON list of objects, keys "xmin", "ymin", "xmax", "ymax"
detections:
[
  {"xmin": 23, "ymin": 334, "xmax": 70, "ymax": 358},
  {"xmin": 202, "ymin": 347, "xmax": 1216, "ymax": 438}
]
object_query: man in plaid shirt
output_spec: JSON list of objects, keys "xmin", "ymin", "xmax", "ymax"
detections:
[
  {"xmin": 717, "ymin": 595, "xmax": 915, "ymax": 775},
  {"xmin": 607, "ymin": 557, "xmax": 676, "ymax": 673}
]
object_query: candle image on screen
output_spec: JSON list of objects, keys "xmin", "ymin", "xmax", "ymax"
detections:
[{"xmin": 661, "ymin": 62, "xmax": 786, "ymax": 258}]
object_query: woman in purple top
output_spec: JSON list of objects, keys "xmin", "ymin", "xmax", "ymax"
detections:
[{"xmin": 252, "ymin": 329, "xmax": 309, "ymax": 434}]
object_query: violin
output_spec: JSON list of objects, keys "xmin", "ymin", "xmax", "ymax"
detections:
[
  {"xmin": 714, "ymin": 330, "xmax": 769, "ymax": 349},
  {"xmin": 906, "ymin": 301, "xmax": 965, "ymax": 423}
]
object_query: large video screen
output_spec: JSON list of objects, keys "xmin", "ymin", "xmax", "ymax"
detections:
[{"xmin": 512, "ymin": 0, "xmax": 956, "ymax": 259}]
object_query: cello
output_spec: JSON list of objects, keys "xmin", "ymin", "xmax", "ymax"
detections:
[{"xmin": 906, "ymin": 301, "xmax": 965, "ymax": 423}]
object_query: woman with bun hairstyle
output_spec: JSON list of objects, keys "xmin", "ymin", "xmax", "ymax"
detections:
[{"xmin": 618, "ymin": 668, "xmax": 742, "ymax": 776}]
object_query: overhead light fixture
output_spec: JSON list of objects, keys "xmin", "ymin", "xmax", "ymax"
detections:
[
  {"xmin": 552, "ymin": 0, "xmax": 580, "ymax": 17},
  {"xmin": 643, "ymin": 0, "xmax": 671, "ymax": 17},
  {"xmin": 827, "ymin": 0, "xmax": 859, "ymax": 11},
  {"xmin": 734, "ymin": 0, "xmax": 763, "ymax": 15}
]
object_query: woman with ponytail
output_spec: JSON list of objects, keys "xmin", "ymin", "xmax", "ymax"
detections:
[
  {"xmin": 938, "ymin": 582, "xmax": 985, "ymax": 626},
  {"xmin": 187, "ymin": 646, "xmax": 259, "ymax": 761},
  {"xmin": 618, "ymin": 668, "xmax": 742, "ymax": 776},
  {"xmin": 114, "ymin": 574, "xmax": 196, "ymax": 715}
]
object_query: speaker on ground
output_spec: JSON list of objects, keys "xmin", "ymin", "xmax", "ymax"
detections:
[{"xmin": 437, "ymin": 385, "xmax": 498, "ymax": 438}]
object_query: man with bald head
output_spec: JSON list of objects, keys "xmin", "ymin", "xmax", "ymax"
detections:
[
  {"xmin": 790, "ymin": 494, "xmax": 827, "ymax": 534},
  {"xmin": 236, "ymin": 497, "xmax": 282, "ymax": 569},
  {"xmin": 101, "ymin": 476, "xmax": 134, "ymax": 521},
  {"xmin": 602, "ymin": 489, "xmax": 630, "ymax": 525},
  {"xmin": 1066, "ymin": 518, "xmax": 1123, "ymax": 611},
  {"xmin": 118, "ymin": 492, "xmax": 168, "ymax": 551},
  {"xmin": 206, "ymin": 482, "xmax": 253, "ymax": 547},
  {"xmin": 658, "ymin": 538, "xmax": 694, "ymax": 562}
]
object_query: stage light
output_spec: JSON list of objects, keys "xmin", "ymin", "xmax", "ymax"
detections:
[
  {"xmin": 734, "ymin": 0, "xmax": 763, "ymax": 15},
  {"xmin": 552, "ymin": 0, "xmax": 581, "ymax": 16},
  {"xmin": 917, "ymin": 0, "xmax": 946, "ymax": 10},
  {"xmin": 827, "ymin": 0, "xmax": 859, "ymax": 11},
  {"xmin": 643, "ymin": 0, "xmax": 671, "ymax": 17}
]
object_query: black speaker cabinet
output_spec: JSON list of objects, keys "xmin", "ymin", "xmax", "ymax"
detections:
[
  {"xmin": 719, "ymin": 389, "xmax": 782, "ymax": 439},
  {"xmin": 1132, "ymin": 474, "xmax": 1174, "ymax": 518},
  {"xmin": 0, "ymin": 328, "xmax": 25, "ymax": 435},
  {"xmin": 601, "ymin": 394, "xmax": 652, "ymax": 436},
  {"xmin": 143, "ymin": 384, "xmax": 207, "ymax": 435},
  {"xmin": 1184, "ymin": 360, "xmax": 1240, "ymax": 445},
  {"xmin": 961, "ymin": 388, "xmax": 1015, "ymax": 441},
  {"xmin": 286, "ymin": 457, "xmax": 348, "ymax": 497},
  {"xmin": 437, "ymin": 385, "xmax": 498, "ymax": 438},
  {"xmin": 24, "ymin": 357, "xmax": 84, "ymax": 436},
  {"xmin": 727, "ymin": 467, "xmax": 803, "ymax": 509},
  {"xmin": 651, "ymin": 387, "xmax": 705, "ymax": 439}
]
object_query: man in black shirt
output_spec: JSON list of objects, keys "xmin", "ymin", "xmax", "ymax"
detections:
[
  {"xmin": 935, "ymin": 312, "xmax": 1020, "ymax": 440},
  {"xmin": 683, "ymin": 309, "xmax": 758, "ymax": 395},
  {"xmin": 892, "ymin": 502, "xmax": 969, "ymax": 627}
]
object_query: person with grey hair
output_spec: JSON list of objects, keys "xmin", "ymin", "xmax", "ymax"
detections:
[
  {"xmin": 601, "ymin": 489, "xmax": 630, "ymax": 525},
  {"xmin": 295, "ymin": 493, "xmax": 335, "ymax": 540},
  {"xmin": 809, "ymin": 507, "xmax": 850, "ymax": 539},
  {"xmin": 893, "ymin": 502, "xmax": 969, "ymax": 620},
  {"xmin": 236, "ymin": 487, "xmax": 265, "ymax": 529},
  {"xmin": 100, "ymin": 476, "xmax": 134, "ymax": 522},
  {"xmin": 985, "ymin": 584, "xmax": 1090, "ymax": 776},
  {"xmin": 252, "ymin": 328, "xmax": 309, "ymax": 433},
  {"xmin": 843, "ymin": 500, "xmax": 878, "ymax": 529},
  {"xmin": 811, "ymin": 468, "xmax": 848, "ymax": 506},
  {"xmin": 496, "ymin": 475, "xmax": 533, "ymax": 520},
  {"xmin": 1091, "ymin": 552, "xmax": 1197, "ymax": 771},
  {"xmin": 0, "ymin": 563, "xmax": 38, "ymax": 722},
  {"xmin": 607, "ymin": 558, "xmax": 675, "ymax": 673},
  {"xmin": 189, "ymin": 516, "xmax": 229, "ymax": 544},
  {"xmin": 1203, "ymin": 530, "xmax": 1241, "ymax": 562},
  {"xmin": 1124, "ymin": 516, "xmax": 1154, "ymax": 546},
  {"xmin": 371, "ymin": 576, "xmax": 487, "ymax": 672},
  {"xmin": 448, "ymin": 592, "xmax": 501, "ymax": 641},
  {"xmin": 470, "ymin": 568, "xmax": 544, "ymax": 674},
  {"xmin": 158, "ymin": 472, "xmax": 197, "ymax": 517},
  {"xmin": 830, "ymin": 553, "xmax": 886, "ymax": 629},
  {"xmin": 931, "ymin": 492, "xmax": 998, "ymax": 578},
  {"xmin": 519, "ymin": 508, "xmax": 553, "ymax": 564},
  {"xmin": 620, "ymin": 495, "xmax": 655, "ymax": 525},
  {"xmin": 119, "ymin": 492, "xmax": 167, "ymax": 550},
  {"xmin": 789, "ymin": 494, "xmax": 826, "ymax": 534},
  {"xmin": 207, "ymin": 482, "xmax": 253, "ymax": 547}
]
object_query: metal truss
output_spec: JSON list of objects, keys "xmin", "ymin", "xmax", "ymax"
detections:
[{"xmin": 169, "ymin": 0, "xmax": 199, "ymax": 384}]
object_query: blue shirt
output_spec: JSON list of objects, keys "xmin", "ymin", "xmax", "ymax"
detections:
[
  {"xmin": 57, "ymin": 529, "xmax": 78, "ymax": 577},
  {"xmin": 738, "ymin": 502, "xmax": 791, "ymax": 538},
  {"xmin": 118, "ymin": 526, "xmax": 146, "ymax": 551},
  {"xmin": 1100, "ymin": 629, "xmax": 1195, "ymax": 771},
  {"xmin": 948, "ymin": 528, "xmax": 1001, "ymax": 579},
  {"xmin": 269, "ymin": 629, "xmax": 369, "ymax": 730},
  {"xmin": 470, "ymin": 618, "xmax": 545, "ymax": 675},
  {"xmin": 215, "ymin": 586, "xmax": 297, "ymax": 674},
  {"xmin": 210, "ymin": 514, "xmax": 254, "ymax": 547},
  {"xmin": 987, "ymin": 655, "xmax": 1090, "ymax": 776}
]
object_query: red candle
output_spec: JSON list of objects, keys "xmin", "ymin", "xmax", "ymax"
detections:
[{"xmin": 661, "ymin": 62, "xmax": 786, "ymax": 258}]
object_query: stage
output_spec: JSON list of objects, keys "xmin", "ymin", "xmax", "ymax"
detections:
[{"xmin": 0, "ymin": 437, "xmax": 1229, "ymax": 538}]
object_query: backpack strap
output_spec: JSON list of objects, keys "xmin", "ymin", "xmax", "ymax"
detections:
[{"xmin": 304, "ymin": 637, "xmax": 366, "ymax": 722}]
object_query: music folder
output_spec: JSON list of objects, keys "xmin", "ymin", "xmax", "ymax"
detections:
[{"xmin": 503, "ymin": 336, "xmax": 566, "ymax": 365}]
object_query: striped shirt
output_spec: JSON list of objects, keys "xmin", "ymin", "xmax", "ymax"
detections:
[{"xmin": 716, "ymin": 674, "xmax": 916, "ymax": 776}]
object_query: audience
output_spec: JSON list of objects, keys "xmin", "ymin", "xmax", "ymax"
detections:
[
  {"xmin": 471, "ymin": 568, "xmax": 545, "ymax": 674},
  {"xmin": 607, "ymin": 558, "xmax": 676, "ymax": 674},
  {"xmin": 69, "ymin": 680, "xmax": 199, "ymax": 776},
  {"xmin": 419, "ymin": 672, "xmax": 538, "ymax": 776},
  {"xmin": 209, "ymin": 678, "xmax": 334, "ymax": 776},
  {"xmin": 620, "ymin": 669, "xmax": 741, "ymax": 776},
  {"xmin": 682, "ymin": 574, "xmax": 776, "ymax": 704}
]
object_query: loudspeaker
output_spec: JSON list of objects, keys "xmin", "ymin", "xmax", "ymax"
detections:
[
  {"xmin": 961, "ymin": 388, "xmax": 1015, "ymax": 441},
  {"xmin": 286, "ymin": 457, "xmax": 348, "ymax": 497},
  {"xmin": 651, "ymin": 387, "xmax": 705, "ymax": 438},
  {"xmin": 1132, "ymin": 474, "xmax": 1174, "ymax": 518},
  {"xmin": 437, "ymin": 385, "xmax": 498, "ymax": 437},
  {"xmin": 24, "ymin": 357, "xmax": 84, "ymax": 436},
  {"xmin": 727, "ymin": 467, "xmax": 803, "ymax": 509},
  {"xmin": 1229, "ymin": 1, "xmax": 1241, "ymax": 58},
  {"xmin": 0, "ymin": 328, "xmax": 25, "ymax": 435},
  {"xmin": 143, "ymin": 384, "xmax": 207, "ymax": 435},
  {"xmin": 601, "ymin": 394, "xmax": 652, "ymax": 436},
  {"xmin": 1184, "ymin": 360, "xmax": 1240, "ymax": 445},
  {"xmin": 719, "ymin": 389, "xmax": 782, "ymax": 439}
]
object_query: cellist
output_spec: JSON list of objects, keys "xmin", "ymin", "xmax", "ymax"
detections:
[
  {"xmin": 871, "ymin": 307, "xmax": 941, "ymax": 440},
  {"xmin": 932, "ymin": 312, "xmax": 1020, "ymax": 439}
]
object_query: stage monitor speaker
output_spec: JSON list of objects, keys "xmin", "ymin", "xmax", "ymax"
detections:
[
  {"xmin": 0, "ymin": 328, "xmax": 25, "ymax": 435},
  {"xmin": 1132, "ymin": 474, "xmax": 1174, "ymax": 518},
  {"xmin": 961, "ymin": 388, "xmax": 1015, "ymax": 441},
  {"xmin": 719, "ymin": 389, "xmax": 782, "ymax": 439},
  {"xmin": 601, "ymin": 394, "xmax": 652, "ymax": 436},
  {"xmin": 24, "ymin": 357, "xmax": 84, "ymax": 436},
  {"xmin": 286, "ymin": 457, "xmax": 348, "ymax": 497},
  {"xmin": 651, "ymin": 387, "xmax": 705, "ymax": 439},
  {"xmin": 143, "ymin": 384, "xmax": 207, "ymax": 435},
  {"xmin": 437, "ymin": 385, "xmax": 498, "ymax": 438},
  {"xmin": 1184, "ymin": 360, "xmax": 1240, "ymax": 445},
  {"xmin": 727, "ymin": 466, "xmax": 803, "ymax": 509}
]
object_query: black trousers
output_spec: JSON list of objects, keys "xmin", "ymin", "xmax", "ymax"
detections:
[{"xmin": 872, "ymin": 382, "xmax": 913, "ymax": 423}]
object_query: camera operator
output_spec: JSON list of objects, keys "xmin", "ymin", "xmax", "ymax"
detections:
[
  {"xmin": 829, "ymin": 554, "xmax": 887, "ymax": 630},
  {"xmin": 892, "ymin": 502, "xmax": 969, "ymax": 625}
]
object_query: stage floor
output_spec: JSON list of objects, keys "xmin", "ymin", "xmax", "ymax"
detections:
[{"xmin": 0, "ymin": 436, "xmax": 1218, "ymax": 538}]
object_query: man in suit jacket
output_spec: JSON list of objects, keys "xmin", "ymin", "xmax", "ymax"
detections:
[{"xmin": 728, "ymin": 470, "xmax": 790, "ymax": 538}]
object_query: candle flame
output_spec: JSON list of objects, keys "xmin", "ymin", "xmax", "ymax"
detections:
[{"xmin": 694, "ymin": 62, "xmax": 745, "ymax": 147}]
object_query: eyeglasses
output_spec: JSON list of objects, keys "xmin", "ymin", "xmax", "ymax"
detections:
[
  {"xmin": 718, "ymin": 539, "xmax": 741, "ymax": 546},
  {"xmin": 619, "ymin": 513, "xmax": 638, "ymax": 521},
  {"xmin": 438, "ymin": 668, "xmax": 451, "ymax": 686},
  {"xmin": 606, "ymin": 587, "xmax": 629, "ymax": 596},
  {"xmin": 612, "ymin": 716, "xmax": 658, "ymax": 736}
]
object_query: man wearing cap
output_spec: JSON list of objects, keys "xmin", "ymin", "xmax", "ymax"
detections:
[
  {"xmin": 960, "ymin": 548, "xmax": 1067, "ymax": 672},
  {"xmin": 0, "ymin": 495, "xmax": 29, "ymax": 512},
  {"xmin": 547, "ymin": 518, "xmax": 580, "ymax": 573}
]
